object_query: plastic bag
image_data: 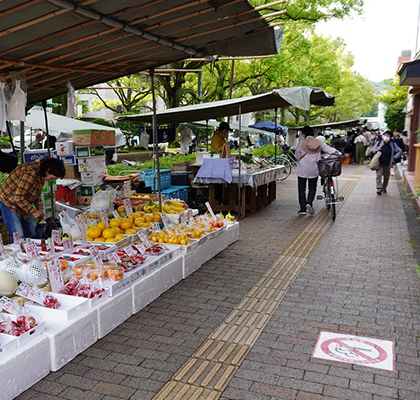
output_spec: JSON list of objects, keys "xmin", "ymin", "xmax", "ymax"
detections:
[
  {"xmin": 0, "ymin": 78, "xmax": 11, "ymax": 133},
  {"xmin": 112, "ymin": 150, "xmax": 118, "ymax": 162},
  {"xmin": 59, "ymin": 211, "xmax": 82, "ymax": 239},
  {"xmin": 140, "ymin": 129, "xmax": 150, "ymax": 150},
  {"xmin": 180, "ymin": 128, "xmax": 192, "ymax": 154},
  {"xmin": 8, "ymin": 79, "xmax": 27, "ymax": 122},
  {"xmin": 66, "ymin": 80, "xmax": 77, "ymax": 118},
  {"xmin": 89, "ymin": 188, "xmax": 116, "ymax": 214}
]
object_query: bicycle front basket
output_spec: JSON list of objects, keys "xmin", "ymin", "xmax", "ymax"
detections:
[{"xmin": 317, "ymin": 157, "xmax": 342, "ymax": 178}]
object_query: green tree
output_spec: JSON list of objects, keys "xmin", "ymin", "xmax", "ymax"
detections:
[{"xmin": 380, "ymin": 78, "xmax": 408, "ymax": 131}]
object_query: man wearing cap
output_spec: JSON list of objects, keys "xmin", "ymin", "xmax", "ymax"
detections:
[
  {"xmin": 211, "ymin": 122, "xmax": 231, "ymax": 152},
  {"xmin": 295, "ymin": 126, "xmax": 341, "ymax": 215}
]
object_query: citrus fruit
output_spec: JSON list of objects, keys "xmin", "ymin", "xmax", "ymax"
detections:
[
  {"xmin": 124, "ymin": 228, "xmax": 136, "ymax": 235},
  {"xmin": 94, "ymin": 237, "xmax": 104, "ymax": 242},
  {"xmin": 97, "ymin": 221, "xmax": 106, "ymax": 232},
  {"xmin": 126, "ymin": 215, "xmax": 134, "ymax": 221},
  {"xmin": 153, "ymin": 215, "xmax": 161, "ymax": 222},
  {"xmin": 114, "ymin": 233, "xmax": 125, "ymax": 241},
  {"xmin": 109, "ymin": 219, "xmax": 120, "ymax": 228},
  {"xmin": 134, "ymin": 217, "xmax": 145, "ymax": 226},
  {"xmin": 120, "ymin": 219, "xmax": 133, "ymax": 230},
  {"xmin": 102, "ymin": 228, "xmax": 116, "ymax": 239},
  {"xmin": 144, "ymin": 215, "xmax": 153, "ymax": 222},
  {"xmin": 86, "ymin": 236, "xmax": 93, "ymax": 242},
  {"xmin": 106, "ymin": 238, "xmax": 118, "ymax": 243},
  {"xmin": 111, "ymin": 226, "xmax": 122, "ymax": 234},
  {"xmin": 117, "ymin": 205, "xmax": 125, "ymax": 213},
  {"xmin": 87, "ymin": 225, "xmax": 101, "ymax": 239}
]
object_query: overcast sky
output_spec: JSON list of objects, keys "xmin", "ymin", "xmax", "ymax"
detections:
[{"xmin": 316, "ymin": 0, "xmax": 420, "ymax": 82}]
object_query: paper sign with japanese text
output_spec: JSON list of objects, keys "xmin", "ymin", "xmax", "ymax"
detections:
[
  {"xmin": 0, "ymin": 296, "xmax": 24, "ymax": 315},
  {"xmin": 123, "ymin": 198, "xmax": 133, "ymax": 215},
  {"xmin": 161, "ymin": 213, "xmax": 169, "ymax": 229},
  {"xmin": 134, "ymin": 243, "xmax": 147, "ymax": 254},
  {"xmin": 112, "ymin": 210, "xmax": 120, "ymax": 219},
  {"xmin": 124, "ymin": 245, "xmax": 137, "ymax": 257},
  {"xmin": 99, "ymin": 212, "xmax": 109, "ymax": 226},
  {"xmin": 62, "ymin": 237, "xmax": 74, "ymax": 252},
  {"xmin": 90, "ymin": 245, "xmax": 102, "ymax": 269},
  {"xmin": 46, "ymin": 260, "xmax": 64, "ymax": 293},
  {"xmin": 13, "ymin": 232, "xmax": 20, "ymax": 244},
  {"xmin": 205, "ymin": 202, "xmax": 215, "ymax": 218},
  {"xmin": 23, "ymin": 241, "xmax": 38, "ymax": 259},
  {"xmin": 16, "ymin": 283, "xmax": 45, "ymax": 305},
  {"xmin": 51, "ymin": 229, "xmax": 61, "ymax": 244},
  {"xmin": 108, "ymin": 252, "xmax": 121, "ymax": 264}
]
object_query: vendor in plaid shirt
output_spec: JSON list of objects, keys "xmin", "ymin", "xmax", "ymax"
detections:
[{"xmin": 0, "ymin": 158, "xmax": 65, "ymax": 242}]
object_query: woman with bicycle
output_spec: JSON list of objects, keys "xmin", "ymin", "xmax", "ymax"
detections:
[{"xmin": 295, "ymin": 126, "xmax": 341, "ymax": 216}]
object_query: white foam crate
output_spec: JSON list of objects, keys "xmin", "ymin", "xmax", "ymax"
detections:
[
  {"xmin": 132, "ymin": 267, "xmax": 162, "ymax": 314},
  {"xmin": 95, "ymin": 288, "xmax": 132, "ymax": 339},
  {"xmin": 125, "ymin": 265, "xmax": 148, "ymax": 284},
  {"xmin": 39, "ymin": 308, "xmax": 98, "ymax": 371},
  {"xmin": 26, "ymin": 292, "xmax": 89, "ymax": 321},
  {"xmin": 102, "ymin": 274, "xmax": 132, "ymax": 297},
  {"xmin": 0, "ymin": 333, "xmax": 17, "ymax": 359},
  {"xmin": 59, "ymin": 286, "xmax": 110, "ymax": 308},
  {"xmin": 182, "ymin": 245, "xmax": 204, "ymax": 279},
  {"xmin": 160, "ymin": 255, "xmax": 183, "ymax": 292},
  {"xmin": 0, "ymin": 335, "xmax": 50, "ymax": 400},
  {"xmin": 0, "ymin": 313, "xmax": 46, "ymax": 347}
]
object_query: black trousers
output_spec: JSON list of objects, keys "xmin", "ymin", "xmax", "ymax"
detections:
[{"xmin": 298, "ymin": 176, "xmax": 318, "ymax": 212}]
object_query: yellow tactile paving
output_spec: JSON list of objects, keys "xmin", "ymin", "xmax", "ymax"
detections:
[{"xmin": 152, "ymin": 166, "xmax": 365, "ymax": 400}]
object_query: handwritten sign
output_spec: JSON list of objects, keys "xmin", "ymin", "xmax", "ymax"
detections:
[
  {"xmin": 123, "ymin": 198, "xmax": 133, "ymax": 215},
  {"xmin": 123, "ymin": 181, "xmax": 131, "ymax": 198},
  {"xmin": 152, "ymin": 222, "xmax": 160, "ymax": 232},
  {"xmin": 51, "ymin": 229, "xmax": 61, "ymax": 244},
  {"xmin": 46, "ymin": 260, "xmax": 64, "ymax": 293},
  {"xmin": 75, "ymin": 214, "xmax": 88, "ymax": 236},
  {"xmin": 180, "ymin": 211, "xmax": 188, "ymax": 225},
  {"xmin": 23, "ymin": 241, "xmax": 38, "ymax": 259},
  {"xmin": 134, "ymin": 243, "xmax": 147, "ymax": 254},
  {"xmin": 108, "ymin": 252, "xmax": 121, "ymax": 264},
  {"xmin": 13, "ymin": 231, "xmax": 20, "ymax": 244},
  {"xmin": 0, "ymin": 297, "xmax": 24, "ymax": 315},
  {"xmin": 16, "ymin": 283, "xmax": 45, "ymax": 305},
  {"xmin": 99, "ymin": 212, "xmax": 109, "ymax": 226},
  {"xmin": 205, "ymin": 202, "xmax": 215, "ymax": 218},
  {"xmin": 161, "ymin": 213, "xmax": 169, "ymax": 229},
  {"xmin": 62, "ymin": 237, "xmax": 73, "ymax": 252},
  {"xmin": 124, "ymin": 245, "xmax": 137, "ymax": 257},
  {"xmin": 90, "ymin": 245, "xmax": 102, "ymax": 269},
  {"xmin": 112, "ymin": 210, "xmax": 119, "ymax": 219}
]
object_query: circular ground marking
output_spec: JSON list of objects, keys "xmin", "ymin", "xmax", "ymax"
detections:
[{"xmin": 320, "ymin": 337, "xmax": 388, "ymax": 365}]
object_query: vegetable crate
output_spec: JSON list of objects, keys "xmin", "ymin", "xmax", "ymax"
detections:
[
  {"xmin": 141, "ymin": 169, "xmax": 171, "ymax": 190},
  {"xmin": 154, "ymin": 185, "xmax": 189, "ymax": 203}
]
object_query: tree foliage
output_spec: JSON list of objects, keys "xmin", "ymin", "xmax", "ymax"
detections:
[{"xmin": 380, "ymin": 78, "xmax": 409, "ymax": 132}]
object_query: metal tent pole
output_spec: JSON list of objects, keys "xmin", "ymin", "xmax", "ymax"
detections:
[
  {"xmin": 274, "ymin": 107, "xmax": 278, "ymax": 161},
  {"xmin": 206, "ymin": 119, "xmax": 209, "ymax": 152},
  {"xmin": 238, "ymin": 105, "xmax": 242, "ymax": 220},
  {"xmin": 42, "ymin": 100, "xmax": 54, "ymax": 219},
  {"xmin": 20, "ymin": 121, "xmax": 25, "ymax": 164},
  {"xmin": 149, "ymin": 68, "xmax": 162, "ymax": 212}
]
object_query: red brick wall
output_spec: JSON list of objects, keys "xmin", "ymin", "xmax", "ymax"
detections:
[{"xmin": 408, "ymin": 94, "xmax": 420, "ymax": 172}]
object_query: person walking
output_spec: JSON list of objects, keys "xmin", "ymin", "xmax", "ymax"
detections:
[
  {"xmin": 390, "ymin": 129, "xmax": 405, "ymax": 176},
  {"xmin": 0, "ymin": 158, "xmax": 65, "ymax": 241},
  {"xmin": 354, "ymin": 130, "xmax": 367, "ymax": 164},
  {"xmin": 295, "ymin": 126, "xmax": 341, "ymax": 216},
  {"xmin": 372, "ymin": 131, "xmax": 402, "ymax": 195}
]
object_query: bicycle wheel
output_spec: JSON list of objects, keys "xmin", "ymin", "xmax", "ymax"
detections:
[
  {"xmin": 329, "ymin": 179, "xmax": 336, "ymax": 221},
  {"xmin": 274, "ymin": 156, "xmax": 292, "ymax": 181},
  {"xmin": 323, "ymin": 180, "xmax": 330, "ymax": 210}
]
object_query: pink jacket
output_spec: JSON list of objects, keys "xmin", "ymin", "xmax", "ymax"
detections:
[{"xmin": 295, "ymin": 138, "xmax": 341, "ymax": 179}]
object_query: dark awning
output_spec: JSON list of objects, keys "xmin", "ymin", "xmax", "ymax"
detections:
[
  {"xmin": 398, "ymin": 59, "xmax": 420, "ymax": 86},
  {"xmin": 117, "ymin": 87, "xmax": 335, "ymax": 124},
  {"xmin": 0, "ymin": 0, "xmax": 284, "ymax": 107}
]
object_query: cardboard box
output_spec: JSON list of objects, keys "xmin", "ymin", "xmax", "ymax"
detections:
[
  {"xmin": 80, "ymin": 170, "xmax": 106, "ymax": 185},
  {"xmin": 64, "ymin": 165, "xmax": 81, "ymax": 179},
  {"xmin": 75, "ymin": 146, "xmax": 105, "ymax": 158},
  {"xmin": 56, "ymin": 185, "xmax": 77, "ymax": 205},
  {"xmin": 77, "ymin": 197, "xmax": 93, "ymax": 206},
  {"xmin": 59, "ymin": 155, "xmax": 77, "ymax": 165},
  {"xmin": 55, "ymin": 141, "xmax": 74, "ymax": 156},
  {"xmin": 73, "ymin": 130, "xmax": 115, "ymax": 146},
  {"xmin": 80, "ymin": 184, "xmax": 102, "ymax": 197},
  {"xmin": 23, "ymin": 150, "xmax": 57, "ymax": 163},
  {"xmin": 77, "ymin": 156, "xmax": 106, "ymax": 172},
  {"xmin": 41, "ymin": 180, "xmax": 57, "ymax": 194},
  {"xmin": 41, "ymin": 193, "xmax": 54, "ymax": 208}
]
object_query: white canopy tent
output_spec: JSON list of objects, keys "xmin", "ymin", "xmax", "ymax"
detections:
[{"xmin": 13, "ymin": 108, "xmax": 126, "ymax": 148}]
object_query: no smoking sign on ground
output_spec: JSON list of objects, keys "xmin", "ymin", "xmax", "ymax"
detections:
[{"xmin": 312, "ymin": 331, "xmax": 395, "ymax": 371}]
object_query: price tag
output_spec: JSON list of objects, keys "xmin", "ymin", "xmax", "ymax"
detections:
[
  {"xmin": 13, "ymin": 231, "xmax": 21, "ymax": 244},
  {"xmin": 51, "ymin": 229, "xmax": 61, "ymax": 244},
  {"xmin": 180, "ymin": 211, "xmax": 188, "ymax": 225},
  {"xmin": 188, "ymin": 209, "xmax": 193, "ymax": 222},
  {"xmin": 108, "ymin": 252, "xmax": 121, "ymax": 264},
  {"xmin": 90, "ymin": 245, "xmax": 102, "ymax": 269},
  {"xmin": 47, "ymin": 238, "xmax": 55, "ymax": 256},
  {"xmin": 62, "ymin": 237, "xmax": 74, "ymax": 252},
  {"xmin": 134, "ymin": 243, "xmax": 147, "ymax": 254},
  {"xmin": 46, "ymin": 260, "xmax": 64, "ymax": 293},
  {"xmin": 137, "ymin": 232, "xmax": 148, "ymax": 243},
  {"xmin": 205, "ymin": 202, "xmax": 215, "ymax": 218},
  {"xmin": 0, "ymin": 297, "xmax": 24, "ymax": 315},
  {"xmin": 123, "ymin": 181, "xmax": 131, "ymax": 198},
  {"xmin": 124, "ymin": 245, "xmax": 137, "ymax": 257},
  {"xmin": 152, "ymin": 222, "xmax": 160, "ymax": 232},
  {"xmin": 112, "ymin": 210, "xmax": 119, "ymax": 219},
  {"xmin": 75, "ymin": 215, "xmax": 88, "ymax": 236},
  {"xmin": 23, "ymin": 241, "xmax": 38, "ymax": 259},
  {"xmin": 123, "ymin": 198, "xmax": 133, "ymax": 215},
  {"xmin": 161, "ymin": 213, "xmax": 169, "ymax": 229},
  {"xmin": 16, "ymin": 283, "xmax": 45, "ymax": 305},
  {"xmin": 99, "ymin": 212, "xmax": 109, "ymax": 226}
]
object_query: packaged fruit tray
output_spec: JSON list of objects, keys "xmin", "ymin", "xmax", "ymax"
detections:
[{"xmin": 0, "ymin": 313, "xmax": 45, "ymax": 347}]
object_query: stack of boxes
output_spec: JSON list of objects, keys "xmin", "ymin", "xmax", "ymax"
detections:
[
  {"xmin": 41, "ymin": 180, "xmax": 57, "ymax": 219},
  {"xmin": 55, "ymin": 129, "xmax": 115, "ymax": 206}
]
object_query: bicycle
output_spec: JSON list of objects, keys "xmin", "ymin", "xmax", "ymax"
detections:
[
  {"xmin": 316, "ymin": 156, "xmax": 344, "ymax": 221},
  {"xmin": 266, "ymin": 145, "xmax": 296, "ymax": 181}
]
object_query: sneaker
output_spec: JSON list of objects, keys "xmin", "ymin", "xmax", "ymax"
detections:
[
  {"xmin": 377, "ymin": 189, "xmax": 382, "ymax": 195},
  {"xmin": 306, "ymin": 204, "xmax": 314, "ymax": 215},
  {"xmin": 298, "ymin": 211, "xmax": 306, "ymax": 215},
  {"xmin": 383, "ymin": 188, "xmax": 387, "ymax": 194}
]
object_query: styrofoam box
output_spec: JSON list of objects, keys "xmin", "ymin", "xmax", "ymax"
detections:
[
  {"xmin": 77, "ymin": 156, "xmax": 106, "ymax": 172},
  {"xmin": 132, "ymin": 267, "xmax": 162, "ymax": 314},
  {"xmin": 102, "ymin": 274, "xmax": 132, "ymax": 297},
  {"xmin": 144, "ymin": 256, "xmax": 160, "ymax": 275},
  {"xmin": 38, "ymin": 308, "xmax": 98, "ymax": 371},
  {"xmin": 26, "ymin": 292, "xmax": 89, "ymax": 321},
  {"xmin": 125, "ymin": 265, "xmax": 148, "ymax": 284},
  {"xmin": 0, "ymin": 332, "xmax": 17, "ymax": 359},
  {"xmin": 56, "ymin": 141, "xmax": 74, "ymax": 156},
  {"xmin": 95, "ymin": 287, "xmax": 132, "ymax": 339},
  {"xmin": 160, "ymin": 255, "xmax": 183, "ymax": 293},
  {"xmin": 0, "ymin": 335, "xmax": 50, "ymax": 400},
  {"xmin": 0, "ymin": 313, "xmax": 46, "ymax": 347},
  {"xmin": 60, "ymin": 286, "xmax": 110, "ymax": 308},
  {"xmin": 182, "ymin": 245, "xmax": 204, "ymax": 279}
]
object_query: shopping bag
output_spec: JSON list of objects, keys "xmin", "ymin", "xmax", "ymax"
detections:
[{"xmin": 368, "ymin": 151, "xmax": 381, "ymax": 170}]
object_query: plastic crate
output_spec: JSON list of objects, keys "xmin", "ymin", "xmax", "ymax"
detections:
[
  {"xmin": 155, "ymin": 185, "xmax": 189, "ymax": 204},
  {"xmin": 142, "ymin": 169, "xmax": 171, "ymax": 190}
]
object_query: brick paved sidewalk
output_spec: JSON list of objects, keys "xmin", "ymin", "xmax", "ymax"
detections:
[{"xmin": 17, "ymin": 164, "xmax": 420, "ymax": 400}]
